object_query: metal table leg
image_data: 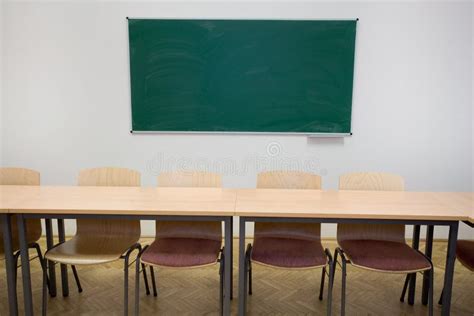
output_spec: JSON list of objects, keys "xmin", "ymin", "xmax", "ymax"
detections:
[
  {"xmin": 238, "ymin": 217, "xmax": 247, "ymax": 316},
  {"xmin": 223, "ymin": 217, "xmax": 232, "ymax": 315},
  {"xmin": 1, "ymin": 214, "xmax": 18, "ymax": 316},
  {"xmin": 18, "ymin": 214, "xmax": 34, "ymax": 315},
  {"xmin": 441, "ymin": 221, "xmax": 458, "ymax": 316},
  {"xmin": 230, "ymin": 216, "xmax": 233, "ymax": 300},
  {"xmin": 408, "ymin": 224, "xmax": 421, "ymax": 305},
  {"xmin": 45, "ymin": 218, "xmax": 57, "ymax": 297},
  {"xmin": 57, "ymin": 218, "xmax": 69, "ymax": 297},
  {"xmin": 422, "ymin": 225, "xmax": 434, "ymax": 305}
]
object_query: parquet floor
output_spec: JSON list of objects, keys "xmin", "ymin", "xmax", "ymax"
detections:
[{"xmin": 1, "ymin": 239, "xmax": 472, "ymax": 315}]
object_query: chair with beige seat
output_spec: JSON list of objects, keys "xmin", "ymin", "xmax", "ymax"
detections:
[
  {"xmin": 332, "ymin": 172, "xmax": 434, "ymax": 316},
  {"xmin": 43, "ymin": 167, "xmax": 150, "ymax": 315},
  {"xmin": 0, "ymin": 167, "xmax": 60, "ymax": 313},
  {"xmin": 135, "ymin": 171, "xmax": 225, "ymax": 315},
  {"xmin": 245, "ymin": 171, "xmax": 334, "ymax": 315}
]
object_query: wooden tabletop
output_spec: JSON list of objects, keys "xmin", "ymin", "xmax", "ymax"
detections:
[
  {"xmin": 235, "ymin": 189, "xmax": 472, "ymax": 221},
  {"xmin": 0, "ymin": 186, "xmax": 237, "ymax": 216},
  {"xmin": 431, "ymin": 192, "xmax": 474, "ymax": 223},
  {"xmin": 0, "ymin": 186, "xmax": 472, "ymax": 221}
]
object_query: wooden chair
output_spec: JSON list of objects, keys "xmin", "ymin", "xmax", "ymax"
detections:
[
  {"xmin": 44, "ymin": 167, "xmax": 150, "ymax": 315},
  {"xmin": 0, "ymin": 168, "xmax": 55, "ymax": 311},
  {"xmin": 333, "ymin": 172, "xmax": 434, "ymax": 316},
  {"xmin": 135, "ymin": 171, "xmax": 225, "ymax": 315},
  {"xmin": 245, "ymin": 171, "xmax": 333, "ymax": 315}
]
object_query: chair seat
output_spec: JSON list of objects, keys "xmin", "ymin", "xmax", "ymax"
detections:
[
  {"xmin": 45, "ymin": 235, "xmax": 138, "ymax": 265},
  {"xmin": 456, "ymin": 240, "xmax": 474, "ymax": 271},
  {"xmin": 339, "ymin": 240, "xmax": 431, "ymax": 273},
  {"xmin": 141, "ymin": 238, "xmax": 222, "ymax": 268},
  {"xmin": 251, "ymin": 237, "xmax": 327, "ymax": 269}
]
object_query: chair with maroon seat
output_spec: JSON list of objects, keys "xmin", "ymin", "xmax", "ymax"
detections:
[
  {"xmin": 437, "ymin": 239, "xmax": 474, "ymax": 304},
  {"xmin": 402, "ymin": 239, "xmax": 473, "ymax": 305},
  {"xmin": 134, "ymin": 171, "xmax": 225, "ymax": 315},
  {"xmin": 332, "ymin": 172, "xmax": 434, "ymax": 316},
  {"xmin": 244, "ymin": 171, "xmax": 334, "ymax": 315}
]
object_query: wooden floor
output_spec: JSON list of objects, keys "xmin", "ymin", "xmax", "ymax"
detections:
[{"xmin": 1, "ymin": 239, "xmax": 473, "ymax": 315}]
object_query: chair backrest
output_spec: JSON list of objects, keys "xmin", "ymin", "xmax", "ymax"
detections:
[
  {"xmin": 156, "ymin": 171, "xmax": 222, "ymax": 241},
  {"xmin": 0, "ymin": 168, "xmax": 42, "ymax": 252},
  {"xmin": 255, "ymin": 171, "xmax": 321, "ymax": 241},
  {"xmin": 157, "ymin": 171, "xmax": 222, "ymax": 188},
  {"xmin": 76, "ymin": 168, "xmax": 141, "ymax": 239},
  {"xmin": 257, "ymin": 171, "xmax": 321, "ymax": 190},
  {"xmin": 0, "ymin": 168, "xmax": 40, "ymax": 185},
  {"xmin": 337, "ymin": 172, "xmax": 405, "ymax": 243}
]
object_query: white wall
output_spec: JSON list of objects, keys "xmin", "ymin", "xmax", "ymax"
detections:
[{"xmin": 2, "ymin": 1, "xmax": 473, "ymax": 239}]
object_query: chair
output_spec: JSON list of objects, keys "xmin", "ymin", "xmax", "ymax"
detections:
[
  {"xmin": 0, "ymin": 168, "xmax": 55, "ymax": 312},
  {"xmin": 245, "ymin": 171, "xmax": 334, "ymax": 315},
  {"xmin": 135, "ymin": 171, "xmax": 225, "ymax": 315},
  {"xmin": 44, "ymin": 167, "xmax": 150, "ymax": 315},
  {"xmin": 404, "ymin": 239, "xmax": 473, "ymax": 305},
  {"xmin": 333, "ymin": 172, "xmax": 434, "ymax": 316}
]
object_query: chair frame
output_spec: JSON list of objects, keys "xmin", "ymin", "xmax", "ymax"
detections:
[
  {"xmin": 42, "ymin": 236, "xmax": 150, "ymax": 315},
  {"xmin": 244, "ymin": 243, "xmax": 334, "ymax": 306},
  {"xmin": 0, "ymin": 168, "xmax": 81, "ymax": 315},
  {"xmin": 333, "ymin": 245, "xmax": 434, "ymax": 316},
  {"xmin": 135, "ymin": 245, "xmax": 226, "ymax": 315},
  {"xmin": 41, "ymin": 167, "xmax": 150, "ymax": 316},
  {"xmin": 244, "ymin": 171, "xmax": 333, "ymax": 314}
]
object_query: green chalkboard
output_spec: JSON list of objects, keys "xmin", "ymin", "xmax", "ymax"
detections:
[{"xmin": 128, "ymin": 19, "xmax": 357, "ymax": 134}]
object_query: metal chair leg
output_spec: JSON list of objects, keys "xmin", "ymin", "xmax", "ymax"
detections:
[
  {"xmin": 32, "ymin": 243, "xmax": 52, "ymax": 295},
  {"xmin": 245, "ymin": 244, "xmax": 252, "ymax": 295},
  {"xmin": 319, "ymin": 266, "xmax": 326, "ymax": 301},
  {"xmin": 134, "ymin": 244, "xmax": 150, "ymax": 316},
  {"xmin": 400, "ymin": 274, "xmax": 410, "ymax": 302},
  {"xmin": 135, "ymin": 251, "xmax": 141, "ymax": 316},
  {"xmin": 219, "ymin": 249, "xmax": 225, "ymax": 316},
  {"xmin": 331, "ymin": 249, "xmax": 338, "ymax": 289},
  {"xmin": 124, "ymin": 255, "xmax": 130, "ymax": 316},
  {"xmin": 149, "ymin": 266, "xmax": 158, "ymax": 297},
  {"xmin": 141, "ymin": 263, "xmax": 150, "ymax": 296},
  {"xmin": 336, "ymin": 248, "xmax": 347, "ymax": 316},
  {"xmin": 71, "ymin": 265, "xmax": 83, "ymax": 293},
  {"xmin": 13, "ymin": 252, "xmax": 20, "ymax": 290},
  {"xmin": 438, "ymin": 288, "xmax": 444, "ymax": 305},
  {"xmin": 123, "ymin": 243, "xmax": 142, "ymax": 316},
  {"xmin": 42, "ymin": 258, "xmax": 48, "ymax": 316},
  {"xmin": 428, "ymin": 267, "xmax": 434, "ymax": 316},
  {"xmin": 326, "ymin": 250, "xmax": 334, "ymax": 316}
]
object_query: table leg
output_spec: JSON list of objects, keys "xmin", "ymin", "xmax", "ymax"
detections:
[
  {"xmin": 422, "ymin": 225, "xmax": 434, "ymax": 305},
  {"xmin": 238, "ymin": 217, "xmax": 247, "ymax": 316},
  {"xmin": 1, "ymin": 214, "xmax": 18, "ymax": 316},
  {"xmin": 18, "ymin": 214, "xmax": 34, "ymax": 315},
  {"xmin": 230, "ymin": 216, "xmax": 233, "ymax": 300},
  {"xmin": 408, "ymin": 224, "xmax": 420, "ymax": 305},
  {"xmin": 57, "ymin": 219, "xmax": 69, "ymax": 297},
  {"xmin": 224, "ymin": 217, "xmax": 232, "ymax": 315},
  {"xmin": 441, "ymin": 221, "xmax": 458, "ymax": 316},
  {"xmin": 45, "ymin": 219, "xmax": 57, "ymax": 297}
]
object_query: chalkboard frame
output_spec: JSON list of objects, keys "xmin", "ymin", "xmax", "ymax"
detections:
[{"xmin": 127, "ymin": 18, "xmax": 358, "ymax": 136}]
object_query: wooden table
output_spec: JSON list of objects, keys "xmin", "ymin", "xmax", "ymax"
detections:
[
  {"xmin": 235, "ymin": 189, "xmax": 472, "ymax": 316},
  {"xmin": 0, "ymin": 186, "xmax": 237, "ymax": 316},
  {"xmin": 1, "ymin": 186, "xmax": 472, "ymax": 316}
]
